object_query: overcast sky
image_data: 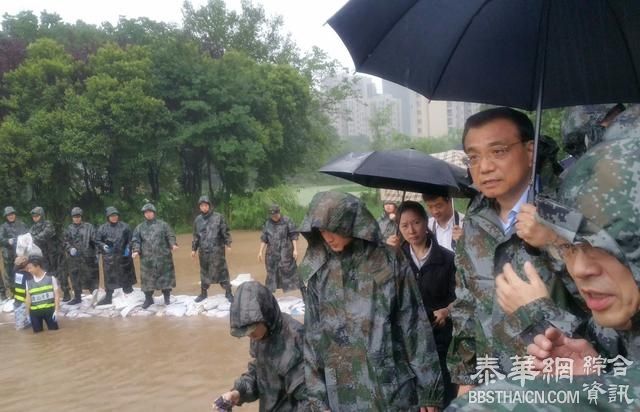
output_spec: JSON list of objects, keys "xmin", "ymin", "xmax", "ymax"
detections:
[{"xmin": 1, "ymin": 0, "xmax": 356, "ymax": 69}]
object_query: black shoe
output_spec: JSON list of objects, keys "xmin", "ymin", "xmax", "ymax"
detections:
[
  {"xmin": 162, "ymin": 289, "xmax": 171, "ymax": 305},
  {"xmin": 62, "ymin": 291, "xmax": 71, "ymax": 302},
  {"xmin": 68, "ymin": 296, "xmax": 82, "ymax": 305},
  {"xmin": 141, "ymin": 292, "xmax": 154, "ymax": 309},
  {"xmin": 97, "ymin": 290, "xmax": 113, "ymax": 306},
  {"xmin": 225, "ymin": 289, "xmax": 234, "ymax": 303},
  {"xmin": 194, "ymin": 288, "xmax": 207, "ymax": 303},
  {"xmin": 123, "ymin": 286, "xmax": 133, "ymax": 294}
]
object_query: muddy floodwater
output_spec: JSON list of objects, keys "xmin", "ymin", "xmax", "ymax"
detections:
[{"xmin": 0, "ymin": 231, "xmax": 306, "ymax": 412}]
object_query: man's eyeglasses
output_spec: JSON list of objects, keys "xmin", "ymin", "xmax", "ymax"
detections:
[
  {"xmin": 463, "ymin": 141, "xmax": 525, "ymax": 168},
  {"xmin": 556, "ymin": 241, "xmax": 595, "ymax": 262}
]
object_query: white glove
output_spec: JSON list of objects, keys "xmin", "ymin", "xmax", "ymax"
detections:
[
  {"xmin": 8, "ymin": 238, "xmax": 15, "ymax": 246},
  {"xmin": 70, "ymin": 247, "xmax": 78, "ymax": 256},
  {"xmin": 52, "ymin": 311, "xmax": 58, "ymax": 322}
]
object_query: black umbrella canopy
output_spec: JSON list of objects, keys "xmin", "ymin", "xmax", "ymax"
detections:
[
  {"xmin": 328, "ymin": 0, "xmax": 640, "ymax": 110},
  {"xmin": 319, "ymin": 149, "xmax": 473, "ymax": 197}
]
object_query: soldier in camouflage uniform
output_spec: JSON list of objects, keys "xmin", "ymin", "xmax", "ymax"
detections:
[
  {"xmin": 257, "ymin": 204, "xmax": 299, "ymax": 293},
  {"xmin": 29, "ymin": 206, "xmax": 69, "ymax": 301},
  {"xmin": 131, "ymin": 203, "xmax": 178, "ymax": 309},
  {"xmin": 63, "ymin": 207, "xmax": 100, "ymax": 305},
  {"xmin": 449, "ymin": 108, "xmax": 586, "ymax": 397},
  {"xmin": 0, "ymin": 206, "xmax": 28, "ymax": 300},
  {"xmin": 377, "ymin": 200, "xmax": 398, "ymax": 243},
  {"xmin": 447, "ymin": 135, "xmax": 640, "ymax": 412},
  {"xmin": 191, "ymin": 196, "xmax": 233, "ymax": 303},
  {"xmin": 215, "ymin": 281, "xmax": 308, "ymax": 411},
  {"xmin": 561, "ymin": 104, "xmax": 620, "ymax": 159},
  {"xmin": 299, "ymin": 191, "xmax": 444, "ymax": 411},
  {"xmin": 95, "ymin": 206, "xmax": 136, "ymax": 305}
]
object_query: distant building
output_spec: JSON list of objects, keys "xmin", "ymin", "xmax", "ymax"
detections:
[{"xmin": 326, "ymin": 76, "xmax": 481, "ymax": 141}]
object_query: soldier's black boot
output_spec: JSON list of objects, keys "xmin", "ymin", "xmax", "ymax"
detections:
[
  {"xmin": 162, "ymin": 289, "xmax": 171, "ymax": 305},
  {"xmin": 194, "ymin": 285, "xmax": 208, "ymax": 303},
  {"xmin": 62, "ymin": 290, "xmax": 71, "ymax": 302},
  {"xmin": 97, "ymin": 289, "xmax": 113, "ymax": 305},
  {"xmin": 141, "ymin": 291, "xmax": 154, "ymax": 309},
  {"xmin": 123, "ymin": 285, "xmax": 133, "ymax": 294},
  {"xmin": 224, "ymin": 286, "xmax": 234, "ymax": 303},
  {"xmin": 68, "ymin": 289, "xmax": 82, "ymax": 305}
]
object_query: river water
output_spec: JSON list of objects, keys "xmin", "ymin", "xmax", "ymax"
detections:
[{"xmin": 0, "ymin": 231, "xmax": 306, "ymax": 412}]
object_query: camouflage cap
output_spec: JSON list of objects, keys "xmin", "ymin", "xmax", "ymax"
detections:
[
  {"xmin": 71, "ymin": 207, "xmax": 83, "ymax": 217},
  {"xmin": 3, "ymin": 206, "xmax": 16, "ymax": 217},
  {"xmin": 141, "ymin": 203, "xmax": 156, "ymax": 213},
  {"xmin": 544, "ymin": 137, "xmax": 640, "ymax": 285},
  {"xmin": 561, "ymin": 105, "xmax": 614, "ymax": 157},
  {"xmin": 269, "ymin": 204, "xmax": 280, "ymax": 214},
  {"xmin": 198, "ymin": 195, "xmax": 211, "ymax": 206},
  {"xmin": 299, "ymin": 191, "xmax": 380, "ymax": 244},
  {"xmin": 30, "ymin": 206, "xmax": 44, "ymax": 216},
  {"xmin": 105, "ymin": 206, "xmax": 119, "ymax": 217}
]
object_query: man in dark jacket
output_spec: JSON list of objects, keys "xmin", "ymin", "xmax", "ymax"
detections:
[
  {"xmin": 215, "ymin": 281, "xmax": 308, "ymax": 411},
  {"xmin": 63, "ymin": 207, "xmax": 99, "ymax": 305},
  {"xmin": 0, "ymin": 206, "xmax": 28, "ymax": 300},
  {"xmin": 191, "ymin": 196, "xmax": 233, "ymax": 303},
  {"xmin": 95, "ymin": 207, "xmax": 136, "ymax": 305}
]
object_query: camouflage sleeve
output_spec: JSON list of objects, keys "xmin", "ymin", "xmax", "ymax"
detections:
[
  {"xmin": 508, "ymin": 296, "xmax": 584, "ymax": 344},
  {"xmin": 165, "ymin": 222, "xmax": 177, "ymax": 247},
  {"xmin": 447, "ymin": 238, "xmax": 478, "ymax": 385},
  {"xmin": 63, "ymin": 226, "xmax": 73, "ymax": 254},
  {"xmin": 95, "ymin": 225, "xmax": 107, "ymax": 251},
  {"xmin": 191, "ymin": 219, "xmax": 199, "ymax": 252},
  {"xmin": 288, "ymin": 219, "xmax": 299, "ymax": 241},
  {"xmin": 221, "ymin": 216, "xmax": 232, "ymax": 246},
  {"xmin": 33, "ymin": 222, "xmax": 55, "ymax": 243},
  {"xmin": 283, "ymin": 337, "xmax": 308, "ymax": 407},
  {"xmin": 394, "ymin": 263, "xmax": 444, "ymax": 407},
  {"xmin": 233, "ymin": 359, "xmax": 260, "ymax": 405},
  {"xmin": 131, "ymin": 226, "xmax": 141, "ymax": 253},
  {"xmin": 0, "ymin": 225, "xmax": 10, "ymax": 248},
  {"xmin": 260, "ymin": 222, "xmax": 269, "ymax": 244}
]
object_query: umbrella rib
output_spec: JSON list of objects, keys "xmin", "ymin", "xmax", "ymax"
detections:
[
  {"xmin": 431, "ymin": 0, "xmax": 493, "ymax": 97},
  {"xmin": 605, "ymin": 0, "xmax": 640, "ymax": 93}
]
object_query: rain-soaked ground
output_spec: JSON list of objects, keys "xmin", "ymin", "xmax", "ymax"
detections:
[{"xmin": 0, "ymin": 231, "xmax": 306, "ymax": 412}]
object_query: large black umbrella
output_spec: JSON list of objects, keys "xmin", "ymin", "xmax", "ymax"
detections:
[
  {"xmin": 328, "ymin": 0, "xmax": 640, "ymax": 193},
  {"xmin": 319, "ymin": 149, "xmax": 474, "ymax": 197},
  {"xmin": 328, "ymin": 0, "xmax": 640, "ymax": 110}
]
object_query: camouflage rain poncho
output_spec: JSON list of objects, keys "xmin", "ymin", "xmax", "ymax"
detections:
[
  {"xmin": 131, "ymin": 217, "xmax": 177, "ymax": 291},
  {"xmin": 229, "ymin": 281, "xmax": 308, "ymax": 411},
  {"xmin": 63, "ymin": 221, "xmax": 99, "ymax": 291},
  {"xmin": 192, "ymin": 210, "xmax": 231, "ymax": 285},
  {"xmin": 261, "ymin": 215, "xmax": 299, "ymax": 292},
  {"xmin": 299, "ymin": 191, "xmax": 443, "ymax": 411}
]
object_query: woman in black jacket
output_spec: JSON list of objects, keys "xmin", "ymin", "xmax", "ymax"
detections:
[{"xmin": 387, "ymin": 200, "xmax": 457, "ymax": 406}]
